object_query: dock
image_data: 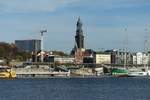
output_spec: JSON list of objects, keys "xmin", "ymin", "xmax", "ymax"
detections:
[{"xmin": 12, "ymin": 68, "xmax": 70, "ymax": 78}]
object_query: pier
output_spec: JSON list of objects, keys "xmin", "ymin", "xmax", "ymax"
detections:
[{"xmin": 12, "ymin": 68, "xmax": 70, "ymax": 78}]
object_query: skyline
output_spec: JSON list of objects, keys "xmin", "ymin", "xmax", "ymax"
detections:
[{"xmin": 0, "ymin": 0, "xmax": 150, "ymax": 53}]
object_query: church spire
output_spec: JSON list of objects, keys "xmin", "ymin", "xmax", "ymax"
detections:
[
  {"xmin": 75, "ymin": 17, "xmax": 84, "ymax": 49},
  {"xmin": 76, "ymin": 16, "xmax": 83, "ymax": 35}
]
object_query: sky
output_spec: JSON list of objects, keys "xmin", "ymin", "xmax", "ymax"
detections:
[{"xmin": 0, "ymin": 0, "xmax": 150, "ymax": 53}]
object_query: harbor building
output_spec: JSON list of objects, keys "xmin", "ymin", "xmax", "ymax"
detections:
[
  {"xmin": 48, "ymin": 56, "xmax": 74, "ymax": 64},
  {"xmin": 132, "ymin": 52, "xmax": 149, "ymax": 65},
  {"xmin": 148, "ymin": 53, "xmax": 150, "ymax": 65},
  {"xmin": 94, "ymin": 52, "xmax": 111, "ymax": 64},
  {"xmin": 115, "ymin": 51, "xmax": 132, "ymax": 65},
  {"xmin": 132, "ymin": 53, "xmax": 137, "ymax": 65},
  {"xmin": 15, "ymin": 39, "xmax": 41, "ymax": 53},
  {"xmin": 136, "ymin": 52, "xmax": 143, "ymax": 65},
  {"xmin": 105, "ymin": 49, "xmax": 118, "ymax": 64},
  {"xmin": 83, "ymin": 49, "xmax": 95, "ymax": 64},
  {"xmin": 104, "ymin": 49, "xmax": 133, "ymax": 65},
  {"xmin": 142, "ymin": 53, "xmax": 149, "ymax": 65}
]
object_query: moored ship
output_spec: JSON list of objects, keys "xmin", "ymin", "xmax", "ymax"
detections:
[
  {"xmin": 111, "ymin": 68, "xmax": 128, "ymax": 77},
  {"xmin": 128, "ymin": 67, "xmax": 149, "ymax": 77},
  {"xmin": 0, "ymin": 67, "xmax": 16, "ymax": 78}
]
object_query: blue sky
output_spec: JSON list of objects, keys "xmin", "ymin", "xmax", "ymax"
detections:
[{"xmin": 0, "ymin": 0, "xmax": 150, "ymax": 53}]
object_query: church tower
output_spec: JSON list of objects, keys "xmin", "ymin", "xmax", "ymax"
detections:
[
  {"xmin": 75, "ymin": 17, "xmax": 84, "ymax": 49},
  {"xmin": 71, "ymin": 17, "xmax": 85, "ymax": 64}
]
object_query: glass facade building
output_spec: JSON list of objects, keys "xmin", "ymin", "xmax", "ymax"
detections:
[{"xmin": 15, "ymin": 39, "xmax": 41, "ymax": 52}]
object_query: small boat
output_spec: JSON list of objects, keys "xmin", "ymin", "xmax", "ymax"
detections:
[
  {"xmin": 128, "ymin": 71, "xmax": 147, "ymax": 77},
  {"xmin": 0, "ymin": 67, "xmax": 16, "ymax": 78},
  {"xmin": 95, "ymin": 67, "xmax": 103, "ymax": 76},
  {"xmin": 111, "ymin": 68, "xmax": 128, "ymax": 77},
  {"xmin": 128, "ymin": 68, "xmax": 148, "ymax": 77}
]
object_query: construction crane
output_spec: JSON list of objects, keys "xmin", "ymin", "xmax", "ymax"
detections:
[{"xmin": 40, "ymin": 29, "xmax": 47, "ymax": 62}]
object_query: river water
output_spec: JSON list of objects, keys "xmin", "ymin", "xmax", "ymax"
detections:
[{"xmin": 0, "ymin": 77, "xmax": 150, "ymax": 100}]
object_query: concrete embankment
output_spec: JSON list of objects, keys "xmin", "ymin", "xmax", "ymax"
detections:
[
  {"xmin": 71, "ymin": 68, "xmax": 95, "ymax": 76},
  {"xmin": 12, "ymin": 67, "xmax": 70, "ymax": 78}
]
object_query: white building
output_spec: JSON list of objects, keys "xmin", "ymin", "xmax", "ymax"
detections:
[
  {"xmin": 142, "ymin": 53, "xmax": 149, "ymax": 65},
  {"xmin": 132, "ymin": 54, "xmax": 137, "ymax": 65},
  {"xmin": 136, "ymin": 52, "xmax": 143, "ymax": 65},
  {"xmin": 94, "ymin": 53, "xmax": 111, "ymax": 64},
  {"xmin": 116, "ymin": 51, "xmax": 132, "ymax": 65},
  {"xmin": 132, "ymin": 52, "xmax": 149, "ymax": 65},
  {"xmin": 53, "ymin": 56, "xmax": 75, "ymax": 64}
]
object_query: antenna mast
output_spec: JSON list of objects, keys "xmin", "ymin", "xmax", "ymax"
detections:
[
  {"xmin": 144, "ymin": 28, "xmax": 148, "ymax": 54},
  {"xmin": 123, "ymin": 28, "xmax": 128, "ymax": 68},
  {"xmin": 144, "ymin": 28, "xmax": 149, "ymax": 71}
]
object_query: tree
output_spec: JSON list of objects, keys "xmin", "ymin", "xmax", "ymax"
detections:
[{"xmin": 0, "ymin": 42, "xmax": 31, "ymax": 62}]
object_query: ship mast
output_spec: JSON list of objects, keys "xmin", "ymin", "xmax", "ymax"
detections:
[
  {"xmin": 144, "ymin": 28, "xmax": 149, "ymax": 72},
  {"xmin": 123, "ymin": 28, "xmax": 128, "ymax": 69}
]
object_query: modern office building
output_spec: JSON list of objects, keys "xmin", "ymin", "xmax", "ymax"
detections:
[{"xmin": 15, "ymin": 39, "xmax": 41, "ymax": 53}]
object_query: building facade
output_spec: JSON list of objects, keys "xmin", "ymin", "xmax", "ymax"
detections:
[
  {"xmin": 105, "ymin": 49, "xmax": 117, "ymax": 64},
  {"xmin": 44, "ymin": 55, "xmax": 74, "ymax": 64},
  {"xmin": 15, "ymin": 39, "xmax": 41, "ymax": 53},
  {"xmin": 132, "ymin": 53, "xmax": 137, "ymax": 65},
  {"xmin": 83, "ymin": 49, "xmax": 95, "ymax": 64},
  {"xmin": 136, "ymin": 52, "xmax": 143, "ymax": 65},
  {"xmin": 115, "ymin": 51, "xmax": 132, "ymax": 65},
  {"xmin": 94, "ymin": 52, "xmax": 111, "ymax": 64},
  {"xmin": 132, "ymin": 52, "xmax": 149, "ymax": 65}
]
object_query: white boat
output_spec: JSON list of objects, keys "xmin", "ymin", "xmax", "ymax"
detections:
[
  {"xmin": 95, "ymin": 67, "xmax": 103, "ymax": 76},
  {"xmin": 128, "ymin": 68, "xmax": 148, "ymax": 77},
  {"xmin": 128, "ymin": 71, "xmax": 148, "ymax": 77},
  {"xmin": 147, "ymin": 70, "xmax": 150, "ymax": 76}
]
